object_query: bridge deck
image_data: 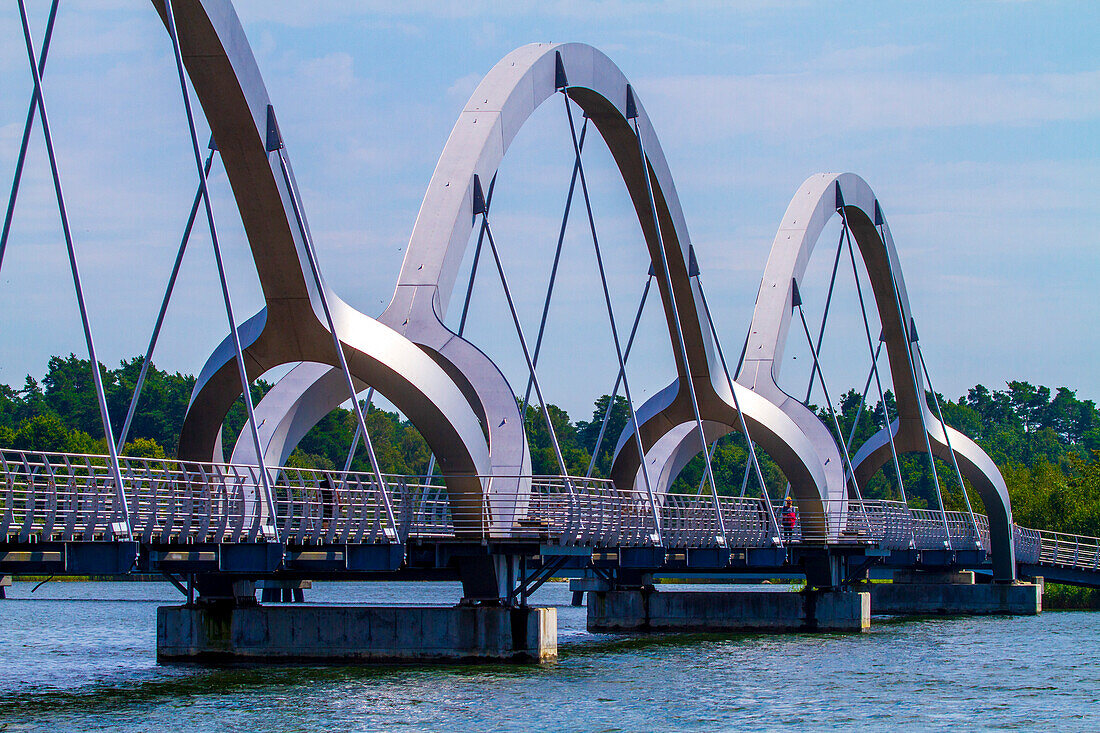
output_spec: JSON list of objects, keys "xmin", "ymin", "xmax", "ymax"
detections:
[{"xmin": 1, "ymin": 450, "xmax": 1096, "ymax": 585}]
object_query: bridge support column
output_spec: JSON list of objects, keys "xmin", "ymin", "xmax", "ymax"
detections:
[
  {"xmin": 869, "ymin": 570, "xmax": 1041, "ymax": 616},
  {"xmin": 570, "ymin": 577, "xmax": 610, "ymax": 606},
  {"xmin": 193, "ymin": 576, "xmax": 257, "ymax": 607},
  {"xmin": 455, "ymin": 553, "xmax": 518, "ymax": 603},
  {"xmin": 156, "ymin": 604, "xmax": 556, "ymax": 663},
  {"xmin": 586, "ymin": 587, "xmax": 870, "ymax": 633},
  {"xmin": 259, "ymin": 579, "xmax": 310, "ymax": 603},
  {"xmin": 0, "ymin": 575, "xmax": 10, "ymax": 599}
]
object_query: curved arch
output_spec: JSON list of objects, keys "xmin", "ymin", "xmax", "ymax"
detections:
[
  {"xmin": 246, "ymin": 43, "xmax": 824, "ymax": 524},
  {"xmin": 692, "ymin": 172, "xmax": 1015, "ymax": 579},
  {"xmin": 746, "ymin": 173, "xmax": 1013, "ymax": 580},
  {"xmin": 155, "ymin": 0, "xmax": 491, "ymax": 524}
]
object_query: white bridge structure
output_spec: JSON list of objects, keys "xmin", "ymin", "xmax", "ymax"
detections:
[{"xmin": 2, "ymin": 0, "xmax": 1096, "ymax": 614}]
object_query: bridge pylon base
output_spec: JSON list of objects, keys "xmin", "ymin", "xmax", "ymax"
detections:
[
  {"xmin": 586, "ymin": 588, "xmax": 870, "ymax": 633},
  {"xmin": 869, "ymin": 571, "xmax": 1041, "ymax": 616},
  {"xmin": 156, "ymin": 604, "xmax": 557, "ymax": 663}
]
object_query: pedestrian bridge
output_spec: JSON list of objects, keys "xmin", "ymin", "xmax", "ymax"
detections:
[
  {"xmin": 2, "ymin": 448, "xmax": 1094, "ymax": 591},
  {"xmin": 0, "ymin": 0, "xmax": 1092, "ymax": 660}
]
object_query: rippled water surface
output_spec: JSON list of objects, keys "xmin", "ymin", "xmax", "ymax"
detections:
[{"xmin": 1, "ymin": 580, "xmax": 1097, "ymax": 731}]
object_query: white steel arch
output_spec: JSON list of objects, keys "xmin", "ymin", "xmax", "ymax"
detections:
[
  {"xmin": 638, "ymin": 173, "xmax": 1017, "ymax": 580},
  {"xmin": 243, "ymin": 42, "xmax": 822, "ymax": 535}
]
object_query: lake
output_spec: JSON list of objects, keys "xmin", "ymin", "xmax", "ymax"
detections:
[{"xmin": 1, "ymin": 580, "xmax": 1097, "ymax": 731}]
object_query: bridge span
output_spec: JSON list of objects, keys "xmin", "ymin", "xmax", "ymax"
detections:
[
  {"xmin": 2, "ymin": 446, "xmax": 1097, "ymax": 660},
  {"xmin": 0, "ymin": 0, "xmax": 1092, "ymax": 662},
  {"xmin": 5, "ymin": 448, "xmax": 1096, "ymax": 587}
]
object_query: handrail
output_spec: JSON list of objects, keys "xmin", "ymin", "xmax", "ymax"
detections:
[{"xmin": 2, "ymin": 449, "xmax": 1099, "ymax": 571}]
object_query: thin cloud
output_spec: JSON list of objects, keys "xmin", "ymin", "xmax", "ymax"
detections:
[{"xmin": 643, "ymin": 69, "xmax": 1100, "ymax": 140}]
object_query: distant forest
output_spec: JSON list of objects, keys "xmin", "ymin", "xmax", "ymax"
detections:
[{"xmin": 2, "ymin": 354, "xmax": 1099, "ymax": 536}]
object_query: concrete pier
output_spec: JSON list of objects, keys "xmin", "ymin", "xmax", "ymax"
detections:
[
  {"xmin": 869, "ymin": 571, "xmax": 1041, "ymax": 616},
  {"xmin": 258, "ymin": 579, "xmax": 310, "ymax": 603},
  {"xmin": 587, "ymin": 588, "xmax": 870, "ymax": 633},
  {"xmin": 157, "ymin": 604, "xmax": 557, "ymax": 663},
  {"xmin": 0, "ymin": 575, "xmax": 10, "ymax": 599}
]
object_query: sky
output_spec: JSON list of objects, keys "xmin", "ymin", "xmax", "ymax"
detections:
[{"xmin": 0, "ymin": 0, "xmax": 1097, "ymax": 427}]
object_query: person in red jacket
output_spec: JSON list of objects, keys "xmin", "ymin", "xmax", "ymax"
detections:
[{"xmin": 781, "ymin": 496, "xmax": 798, "ymax": 545}]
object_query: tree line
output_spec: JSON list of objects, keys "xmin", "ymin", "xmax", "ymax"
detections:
[{"xmin": 2, "ymin": 354, "xmax": 1098, "ymax": 536}]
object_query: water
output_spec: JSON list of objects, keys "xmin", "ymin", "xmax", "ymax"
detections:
[{"xmin": 1, "ymin": 581, "xmax": 1098, "ymax": 732}]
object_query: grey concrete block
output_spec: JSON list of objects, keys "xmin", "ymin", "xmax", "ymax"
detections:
[
  {"xmin": 893, "ymin": 569, "xmax": 975, "ymax": 585},
  {"xmin": 870, "ymin": 581, "xmax": 1041, "ymax": 616},
  {"xmin": 157, "ymin": 604, "xmax": 557, "ymax": 663},
  {"xmin": 588, "ymin": 589, "xmax": 870, "ymax": 633}
]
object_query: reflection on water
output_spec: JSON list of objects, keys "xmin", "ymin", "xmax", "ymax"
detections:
[{"xmin": 1, "ymin": 580, "xmax": 1098, "ymax": 731}]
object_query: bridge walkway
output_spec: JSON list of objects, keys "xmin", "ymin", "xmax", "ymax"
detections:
[{"xmin": 1, "ymin": 449, "xmax": 1096, "ymax": 588}]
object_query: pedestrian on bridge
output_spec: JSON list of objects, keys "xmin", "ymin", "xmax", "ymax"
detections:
[{"xmin": 781, "ymin": 497, "xmax": 798, "ymax": 547}]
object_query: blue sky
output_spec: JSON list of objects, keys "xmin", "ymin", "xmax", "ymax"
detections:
[{"xmin": 0, "ymin": 0, "xmax": 1097, "ymax": 424}]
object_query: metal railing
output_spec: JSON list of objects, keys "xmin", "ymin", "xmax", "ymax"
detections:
[
  {"xmin": 768, "ymin": 499, "xmax": 914, "ymax": 549},
  {"xmin": 0, "ymin": 450, "xmax": 395, "ymax": 544},
  {"xmin": 1031, "ymin": 528, "xmax": 1100, "ymax": 571},
  {"xmin": 397, "ymin": 475, "xmax": 653, "ymax": 546},
  {"xmin": 909, "ymin": 508, "xmax": 986, "ymax": 551},
  {"xmin": 2, "ymin": 449, "xmax": 1100, "ymax": 575},
  {"xmin": 1014, "ymin": 525, "xmax": 1042, "ymax": 565}
]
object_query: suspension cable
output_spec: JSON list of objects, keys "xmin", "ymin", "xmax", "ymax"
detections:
[
  {"xmin": 697, "ymin": 277, "xmax": 782, "ymax": 542},
  {"xmin": 629, "ymin": 102, "xmax": 725, "ymax": 544},
  {"xmin": 733, "ymin": 327, "xmax": 758, "ymax": 500},
  {"xmin": 777, "ymin": 224, "xmax": 847, "ymax": 501},
  {"xmin": 804, "ymin": 225, "xmax": 847, "ymax": 404},
  {"xmin": 407, "ymin": 177, "xmax": 496, "ymax": 487},
  {"xmin": 342, "ymin": 387, "xmax": 373, "ymax": 473},
  {"xmin": 163, "ymin": 0, "xmax": 278, "ymax": 538},
  {"xmin": 837, "ymin": 339, "xmax": 907, "ymax": 503},
  {"xmin": 519, "ymin": 117, "xmax": 589, "ymax": 422},
  {"xmin": 875, "ymin": 334, "xmax": 909, "ymax": 505},
  {"xmin": 481, "ymin": 204, "xmax": 574, "ymax": 490},
  {"xmin": 843, "ymin": 344, "xmax": 879, "ymax": 461},
  {"xmin": 697, "ymin": 438, "xmax": 719, "ymax": 494},
  {"xmin": 882, "ymin": 237, "xmax": 953, "ymax": 548},
  {"xmin": 585, "ymin": 274, "xmax": 652, "ymax": 479},
  {"xmin": 793, "ymin": 287, "xmax": 866, "ymax": 505},
  {"xmin": 0, "ymin": 0, "xmax": 59, "ymax": 275},
  {"xmin": 117, "ymin": 143, "xmax": 217, "ymax": 452},
  {"xmin": 275, "ymin": 146, "xmax": 397, "ymax": 531},
  {"xmin": 738, "ymin": 449, "xmax": 753, "ymax": 498},
  {"xmin": 837, "ymin": 209, "xmax": 907, "ymax": 504},
  {"xmin": 458, "ymin": 175, "xmax": 496, "ymax": 337},
  {"xmin": 16, "ymin": 0, "xmax": 131, "ymax": 536},
  {"xmin": 563, "ymin": 90, "xmax": 661, "ymax": 542},
  {"xmin": 916, "ymin": 342, "xmax": 983, "ymax": 545}
]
